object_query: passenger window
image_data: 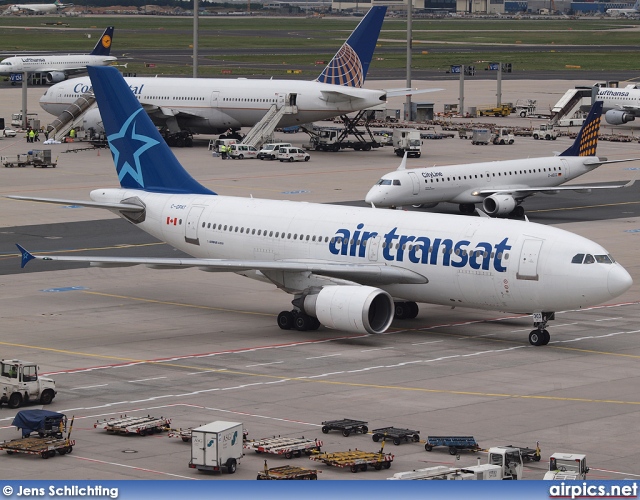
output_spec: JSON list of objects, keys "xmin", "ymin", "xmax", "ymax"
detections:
[
  {"xmin": 584, "ymin": 254, "xmax": 595, "ymax": 264},
  {"xmin": 572, "ymin": 254, "xmax": 584, "ymax": 264}
]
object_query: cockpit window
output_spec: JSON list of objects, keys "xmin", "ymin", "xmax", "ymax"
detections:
[
  {"xmin": 595, "ymin": 255, "xmax": 613, "ymax": 264},
  {"xmin": 393, "ymin": 180, "xmax": 401, "ymax": 186},
  {"xmin": 584, "ymin": 254, "xmax": 595, "ymax": 264},
  {"xmin": 571, "ymin": 254, "xmax": 584, "ymax": 264},
  {"xmin": 376, "ymin": 179, "xmax": 392, "ymax": 186}
]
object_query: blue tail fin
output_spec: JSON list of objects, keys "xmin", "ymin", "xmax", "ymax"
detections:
[
  {"xmin": 90, "ymin": 27, "xmax": 114, "ymax": 57},
  {"xmin": 560, "ymin": 101, "xmax": 603, "ymax": 157},
  {"xmin": 315, "ymin": 6, "xmax": 387, "ymax": 88},
  {"xmin": 87, "ymin": 66, "xmax": 215, "ymax": 195}
]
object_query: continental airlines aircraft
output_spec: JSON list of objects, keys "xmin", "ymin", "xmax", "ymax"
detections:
[
  {"xmin": 3, "ymin": 0, "xmax": 71, "ymax": 14},
  {"xmin": 594, "ymin": 84, "xmax": 640, "ymax": 126},
  {"xmin": 0, "ymin": 26, "xmax": 114, "ymax": 84},
  {"xmin": 38, "ymin": 8, "xmax": 426, "ymax": 137},
  {"xmin": 366, "ymin": 101, "xmax": 637, "ymax": 217},
  {"xmin": 11, "ymin": 67, "xmax": 633, "ymax": 347}
]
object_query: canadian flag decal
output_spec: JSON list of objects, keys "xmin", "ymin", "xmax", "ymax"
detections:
[{"xmin": 166, "ymin": 217, "xmax": 178, "ymax": 225}]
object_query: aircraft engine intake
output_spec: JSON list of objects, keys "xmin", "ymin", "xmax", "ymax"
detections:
[
  {"xmin": 604, "ymin": 109, "xmax": 636, "ymax": 125},
  {"xmin": 482, "ymin": 194, "xmax": 517, "ymax": 216},
  {"xmin": 46, "ymin": 71, "xmax": 67, "ymax": 84},
  {"xmin": 301, "ymin": 285, "xmax": 394, "ymax": 334}
]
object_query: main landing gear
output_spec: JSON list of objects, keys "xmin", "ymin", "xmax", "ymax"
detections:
[
  {"xmin": 277, "ymin": 310, "xmax": 321, "ymax": 332},
  {"xmin": 394, "ymin": 301, "xmax": 419, "ymax": 320},
  {"xmin": 529, "ymin": 312, "xmax": 554, "ymax": 346}
]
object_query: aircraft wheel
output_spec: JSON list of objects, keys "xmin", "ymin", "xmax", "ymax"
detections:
[
  {"xmin": 542, "ymin": 330, "xmax": 551, "ymax": 345},
  {"xmin": 529, "ymin": 330, "xmax": 547, "ymax": 346},
  {"xmin": 294, "ymin": 313, "xmax": 311, "ymax": 331},
  {"xmin": 277, "ymin": 311, "xmax": 294, "ymax": 330}
]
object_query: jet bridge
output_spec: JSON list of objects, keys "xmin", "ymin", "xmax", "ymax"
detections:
[{"xmin": 550, "ymin": 87, "xmax": 593, "ymax": 124}]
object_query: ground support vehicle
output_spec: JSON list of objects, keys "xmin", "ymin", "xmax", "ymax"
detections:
[
  {"xmin": 189, "ymin": 421, "xmax": 244, "ymax": 474},
  {"xmin": 168, "ymin": 428, "xmax": 194, "ymax": 442},
  {"xmin": 371, "ymin": 427, "xmax": 420, "ymax": 445},
  {"xmin": 471, "ymin": 129, "xmax": 491, "ymax": 145},
  {"xmin": 303, "ymin": 110, "xmax": 382, "ymax": 152},
  {"xmin": 544, "ymin": 453, "xmax": 589, "ymax": 480},
  {"xmin": 310, "ymin": 449, "xmax": 394, "ymax": 473},
  {"xmin": 277, "ymin": 147, "xmax": 310, "ymax": 162},
  {"xmin": 257, "ymin": 142, "xmax": 293, "ymax": 160},
  {"xmin": 515, "ymin": 99, "xmax": 538, "ymax": 118},
  {"xmin": 245, "ymin": 436, "xmax": 322, "ymax": 458},
  {"xmin": 2, "ymin": 150, "xmax": 57, "ymax": 168},
  {"xmin": 425, "ymin": 436, "xmax": 481, "ymax": 455},
  {"xmin": 392, "ymin": 129, "xmax": 421, "ymax": 158},
  {"xmin": 1, "ymin": 413, "xmax": 74, "ymax": 459},
  {"xmin": 389, "ymin": 464, "xmax": 504, "ymax": 480},
  {"xmin": 0, "ymin": 359, "xmax": 56, "ymax": 408},
  {"xmin": 94, "ymin": 415, "xmax": 171, "ymax": 436},
  {"xmin": 477, "ymin": 104, "xmax": 511, "ymax": 117},
  {"xmin": 228, "ymin": 144, "xmax": 258, "ymax": 160},
  {"xmin": 533, "ymin": 123, "xmax": 559, "ymax": 140},
  {"xmin": 492, "ymin": 128, "xmax": 515, "ymax": 145},
  {"xmin": 3, "ymin": 128, "xmax": 17, "ymax": 138},
  {"xmin": 321, "ymin": 419, "xmax": 368, "ymax": 437},
  {"xmin": 257, "ymin": 461, "xmax": 321, "ymax": 480},
  {"xmin": 503, "ymin": 443, "xmax": 541, "ymax": 462}
]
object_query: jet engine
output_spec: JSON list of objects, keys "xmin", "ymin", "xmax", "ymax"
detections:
[
  {"xmin": 605, "ymin": 109, "xmax": 636, "ymax": 125},
  {"xmin": 301, "ymin": 285, "xmax": 394, "ymax": 335},
  {"xmin": 46, "ymin": 71, "xmax": 67, "ymax": 84},
  {"xmin": 482, "ymin": 194, "xmax": 517, "ymax": 216},
  {"xmin": 81, "ymin": 108, "xmax": 104, "ymax": 135}
]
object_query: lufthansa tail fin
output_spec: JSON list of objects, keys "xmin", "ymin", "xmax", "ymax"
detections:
[
  {"xmin": 87, "ymin": 66, "xmax": 215, "ymax": 195},
  {"xmin": 315, "ymin": 6, "xmax": 387, "ymax": 88},
  {"xmin": 90, "ymin": 27, "xmax": 114, "ymax": 57},
  {"xmin": 560, "ymin": 100, "xmax": 603, "ymax": 157}
]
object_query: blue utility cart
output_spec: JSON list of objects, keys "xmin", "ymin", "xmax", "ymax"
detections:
[{"xmin": 425, "ymin": 436, "xmax": 481, "ymax": 455}]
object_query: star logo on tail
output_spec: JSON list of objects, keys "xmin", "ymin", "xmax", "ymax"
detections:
[{"xmin": 108, "ymin": 108, "xmax": 159, "ymax": 188}]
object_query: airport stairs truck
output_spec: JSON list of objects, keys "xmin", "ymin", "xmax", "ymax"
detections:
[{"xmin": 188, "ymin": 421, "xmax": 244, "ymax": 474}]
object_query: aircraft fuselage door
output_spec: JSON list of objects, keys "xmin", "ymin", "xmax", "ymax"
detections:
[
  {"xmin": 408, "ymin": 171, "xmax": 420, "ymax": 195},
  {"xmin": 276, "ymin": 93, "xmax": 285, "ymax": 109},
  {"xmin": 517, "ymin": 238, "xmax": 543, "ymax": 281},
  {"xmin": 185, "ymin": 205, "xmax": 205, "ymax": 245},
  {"xmin": 211, "ymin": 91, "xmax": 219, "ymax": 108},
  {"xmin": 368, "ymin": 236, "xmax": 380, "ymax": 262},
  {"xmin": 561, "ymin": 158, "xmax": 569, "ymax": 178}
]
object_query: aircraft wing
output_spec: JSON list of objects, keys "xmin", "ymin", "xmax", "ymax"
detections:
[
  {"xmin": 619, "ymin": 104, "xmax": 640, "ymax": 114},
  {"xmin": 141, "ymin": 103, "xmax": 205, "ymax": 120},
  {"xmin": 320, "ymin": 88, "xmax": 383, "ymax": 103},
  {"xmin": 15, "ymin": 245, "xmax": 427, "ymax": 286},
  {"xmin": 6, "ymin": 195, "xmax": 145, "ymax": 212},
  {"xmin": 476, "ymin": 180, "xmax": 634, "ymax": 197}
]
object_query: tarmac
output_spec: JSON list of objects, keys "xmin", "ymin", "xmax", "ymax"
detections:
[{"xmin": 0, "ymin": 77, "xmax": 639, "ymax": 481}]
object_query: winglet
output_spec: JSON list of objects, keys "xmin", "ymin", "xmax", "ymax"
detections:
[
  {"xmin": 16, "ymin": 244, "xmax": 35, "ymax": 269},
  {"xmin": 397, "ymin": 152, "xmax": 408, "ymax": 171}
]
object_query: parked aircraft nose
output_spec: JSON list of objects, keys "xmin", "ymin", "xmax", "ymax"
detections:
[
  {"xmin": 365, "ymin": 187, "xmax": 384, "ymax": 205},
  {"xmin": 608, "ymin": 265, "xmax": 633, "ymax": 298}
]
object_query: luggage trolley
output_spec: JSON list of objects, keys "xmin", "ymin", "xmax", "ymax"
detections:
[
  {"xmin": 425, "ymin": 436, "xmax": 481, "ymax": 455},
  {"xmin": 320, "ymin": 419, "xmax": 368, "ymax": 437}
]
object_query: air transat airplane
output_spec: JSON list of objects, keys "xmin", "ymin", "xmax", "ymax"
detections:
[
  {"xmin": 366, "ymin": 101, "xmax": 637, "ymax": 217},
  {"xmin": 0, "ymin": 27, "xmax": 114, "ymax": 84},
  {"xmin": 594, "ymin": 84, "xmax": 640, "ymax": 126},
  {"xmin": 38, "ymin": 7, "xmax": 429, "ymax": 139},
  {"xmin": 11, "ymin": 66, "xmax": 633, "ymax": 347},
  {"xmin": 3, "ymin": 0, "xmax": 71, "ymax": 14}
]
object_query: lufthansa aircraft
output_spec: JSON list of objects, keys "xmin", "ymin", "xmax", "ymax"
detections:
[
  {"xmin": 0, "ymin": 27, "xmax": 115, "ymax": 84},
  {"xmin": 593, "ymin": 84, "xmax": 640, "ymax": 126},
  {"xmin": 38, "ymin": 8, "xmax": 430, "ymax": 138},
  {"xmin": 366, "ymin": 101, "xmax": 637, "ymax": 217},
  {"xmin": 10, "ymin": 67, "xmax": 633, "ymax": 347}
]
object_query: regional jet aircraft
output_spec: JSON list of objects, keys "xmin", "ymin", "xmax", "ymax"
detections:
[
  {"xmin": 11, "ymin": 66, "xmax": 633, "ymax": 347},
  {"xmin": 0, "ymin": 27, "xmax": 115, "ymax": 84},
  {"xmin": 38, "ymin": 7, "xmax": 433, "ymax": 142},
  {"xmin": 365, "ymin": 101, "xmax": 637, "ymax": 217}
]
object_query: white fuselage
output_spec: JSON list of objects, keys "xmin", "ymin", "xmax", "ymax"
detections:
[
  {"xmin": 39, "ymin": 76, "xmax": 386, "ymax": 133},
  {"xmin": 90, "ymin": 188, "xmax": 631, "ymax": 314},
  {"xmin": 365, "ymin": 156, "xmax": 598, "ymax": 207},
  {"xmin": 7, "ymin": 3, "xmax": 60, "ymax": 13},
  {"xmin": 596, "ymin": 87, "xmax": 640, "ymax": 113},
  {"xmin": 0, "ymin": 55, "xmax": 116, "ymax": 76}
]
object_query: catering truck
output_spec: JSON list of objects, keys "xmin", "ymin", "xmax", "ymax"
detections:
[{"xmin": 188, "ymin": 421, "xmax": 244, "ymax": 474}]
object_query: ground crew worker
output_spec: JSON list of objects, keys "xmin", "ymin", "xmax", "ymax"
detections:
[
  {"xmin": 69, "ymin": 128, "xmax": 76, "ymax": 140},
  {"xmin": 220, "ymin": 144, "xmax": 227, "ymax": 160},
  {"xmin": 28, "ymin": 129, "xmax": 35, "ymax": 143},
  {"xmin": 34, "ymin": 129, "xmax": 39, "ymax": 142},
  {"xmin": 8, "ymin": 365, "xmax": 17, "ymax": 378}
]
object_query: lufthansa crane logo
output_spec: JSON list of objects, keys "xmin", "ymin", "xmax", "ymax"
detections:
[{"xmin": 102, "ymin": 35, "xmax": 112, "ymax": 49}]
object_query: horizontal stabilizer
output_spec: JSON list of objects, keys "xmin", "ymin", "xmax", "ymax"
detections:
[
  {"xmin": 6, "ymin": 195, "xmax": 145, "ymax": 212},
  {"xmin": 385, "ymin": 88, "xmax": 443, "ymax": 98}
]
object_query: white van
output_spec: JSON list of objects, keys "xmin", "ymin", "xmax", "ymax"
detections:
[
  {"xmin": 257, "ymin": 143, "xmax": 292, "ymax": 160},
  {"xmin": 228, "ymin": 144, "xmax": 258, "ymax": 160}
]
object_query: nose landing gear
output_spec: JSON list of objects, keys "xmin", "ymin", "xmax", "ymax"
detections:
[{"xmin": 529, "ymin": 312, "xmax": 554, "ymax": 346}]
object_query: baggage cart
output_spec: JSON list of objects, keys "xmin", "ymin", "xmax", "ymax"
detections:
[
  {"xmin": 425, "ymin": 436, "xmax": 481, "ymax": 455},
  {"xmin": 169, "ymin": 426, "xmax": 248, "ymax": 443},
  {"xmin": 320, "ymin": 418, "xmax": 368, "ymax": 437},
  {"xmin": 257, "ymin": 460, "xmax": 321, "ymax": 480},
  {"xmin": 0, "ymin": 415, "xmax": 74, "ymax": 459},
  {"xmin": 310, "ymin": 448, "xmax": 393, "ymax": 473},
  {"xmin": 244, "ymin": 436, "xmax": 322, "ymax": 459},
  {"xmin": 502, "ymin": 443, "xmax": 542, "ymax": 462},
  {"xmin": 94, "ymin": 414, "xmax": 171, "ymax": 436},
  {"xmin": 2, "ymin": 150, "xmax": 57, "ymax": 168},
  {"xmin": 371, "ymin": 427, "xmax": 420, "ymax": 445}
]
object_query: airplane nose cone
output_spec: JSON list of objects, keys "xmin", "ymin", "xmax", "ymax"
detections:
[
  {"xmin": 364, "ymin": 188, "xmax": 381, "ymax": 205},
  {"xmin": 608, "ymin": 265, "xmax": 633, "ymax": 298}
]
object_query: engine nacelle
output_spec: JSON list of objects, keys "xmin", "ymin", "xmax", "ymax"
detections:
[
  {"xmin": 302, "ymin": 286, "xmax": 394, "ymax": 334},
  {"xmin": 482, "ymin": 194, "xmax": 517, "ymax": 216},
  {"xmin": 81, "ymin": 108, "xmax": 104, "ymax": 134},
  {"xmin": 46, "ymin": 71, "xmax": 66, "ymax": 84},
  {"xmin": 605, "ymin": 109, "xmax": 636, "ymax": 125}
]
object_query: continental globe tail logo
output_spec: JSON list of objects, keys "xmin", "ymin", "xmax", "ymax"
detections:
[
  {"xmin": 102, "ymin": 34, "xmax": 112, "ymax": 49},
  {"xmin": 316, "ymin": 44, "xmax": 364, "ymax": 88}
]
